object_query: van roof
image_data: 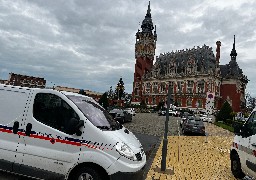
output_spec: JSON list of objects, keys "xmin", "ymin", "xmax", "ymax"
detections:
[{"xmin": 0, "ymin": 84, "xmax": 93, "ymax": 100}]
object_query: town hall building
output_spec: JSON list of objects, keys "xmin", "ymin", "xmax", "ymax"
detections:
[{"xmin": 131, "ymin": 2, "xmax": 248, "ymax": 112}]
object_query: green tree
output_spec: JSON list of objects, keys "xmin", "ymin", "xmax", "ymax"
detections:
[
  {"xmin": 98, "ymin": 92, "xmax": 109, "ymax": 109},
  {"xmin": 107, "ymin": 86, "xmax": 114, "ymax": 100},
  {"xmin": 78, "ymin": 89, "xmax": 86, "ymax": 95},
  {"xmin": 115, "ymin": 78, "xmax": 125, "ymax": 100},
  {"xmin": 216, "ymin": 101, "xmax": 233, "ymax": 123},
  {"xmin": 123, "ymin": 93, "xmax": 132, "ymax": 107}
]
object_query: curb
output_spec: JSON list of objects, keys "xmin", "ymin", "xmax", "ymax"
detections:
[{"xmin": 142, "ymin": 136, "xmax": 162, "ymax": 180}]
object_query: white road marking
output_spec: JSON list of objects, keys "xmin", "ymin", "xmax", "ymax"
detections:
[{"xmin": 177, "ymin": 118, "xmax": 180, "ymax": 136}]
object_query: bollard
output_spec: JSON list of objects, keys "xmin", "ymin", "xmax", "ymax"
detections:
[{"xmin": 205, "ymin": 132, "xmax": 208, "ymax": 143}]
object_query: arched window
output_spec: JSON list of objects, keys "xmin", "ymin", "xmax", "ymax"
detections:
[
  {"xmin": 177, "ymin": 99, "xmax": 182, "ymax": 107},
  {"xmin": 198, "ymin": 99, "xmax": 203, "ymax": 108},
  {"xmin": 153, "ymin": 97, "xmax": 156, "ymax": 105},
  {"xmin": 186, "ymin": 99, "xmax": 192, "ymax": 107}
]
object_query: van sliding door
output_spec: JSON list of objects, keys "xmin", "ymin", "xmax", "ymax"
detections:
[{"xmin": 0, "ymin": 87, "xmax": 30, "ymax": 172}]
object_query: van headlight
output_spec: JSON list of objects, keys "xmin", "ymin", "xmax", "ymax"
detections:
[{"xmin": 116, "ymin": 142, "xmax": 136, "ymax": 160}]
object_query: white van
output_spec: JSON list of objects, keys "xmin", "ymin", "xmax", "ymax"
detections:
[
  {"xmin": 0, "ymin": 84, "xmax": 146, "ymax": 180},
  {"xmin": 230, "ymin": 109, "xmax": 256, "ymax": 179}
]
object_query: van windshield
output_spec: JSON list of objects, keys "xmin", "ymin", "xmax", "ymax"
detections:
[{"xmin": 66, "ymin": 95, "xmax": 121, "ymax": 131}]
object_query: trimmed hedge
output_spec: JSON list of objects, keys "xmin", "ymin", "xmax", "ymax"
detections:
[{"xmin": 214, "ymin": 121, "xmax": 234, "ymax": 132}]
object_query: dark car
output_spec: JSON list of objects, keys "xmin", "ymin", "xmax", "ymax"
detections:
[
  {"xmin": 180, "ymin": 113, "xmax": 193, "ymax": 127},
  {"xmin": 109, "ymin": 109, "xmax": 132, "ymax": 124},
  {"xmin": 181, "ymin": 116, "xmax": 205, "ymax": 135},
  {"xmin": 158, "ymin": 109, "xmax": 166, "ymax": 116}
]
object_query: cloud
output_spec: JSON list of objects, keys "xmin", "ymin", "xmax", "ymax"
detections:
[{"xmin": 0, "ymin": 0, "xmax": 255, "ymax": 97}]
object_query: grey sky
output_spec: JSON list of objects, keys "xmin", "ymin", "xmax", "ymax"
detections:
[{"xmin": 0, "ymin": 0, "xmax": 256, "ymax": 96}]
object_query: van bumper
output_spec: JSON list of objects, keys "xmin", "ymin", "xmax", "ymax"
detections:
[{"xmin": 109, "ymin": 165, "xmax": 145, "ymax": 180}]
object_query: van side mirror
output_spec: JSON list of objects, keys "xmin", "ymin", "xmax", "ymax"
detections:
[
  {"xmin": 75, "ymin": 120, "xmax": 84, "ymax": 136},
  {"xmin": 233, "ymin": 122, "xmax": 242, "ymax": 135},
  {"xmin": 66, "ymin": 118, "xmax": 84, "ymax": 136},
  {"xmin": 233, "ymin": 122, "xmax": 253, "ymax": 138}
]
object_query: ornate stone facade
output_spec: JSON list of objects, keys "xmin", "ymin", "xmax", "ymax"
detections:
[
  {"xmin": 140, "ymin": 44, "xmax": 222, "ymax": 110},
  {"xmin": 132, "ymin": 3, "xmax": 248, "ymax": 112},
  {"xmin": 132, "ymin": 1, "xmax": 157, "ymax": 104}
]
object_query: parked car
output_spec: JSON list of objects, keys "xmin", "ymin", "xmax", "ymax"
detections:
[
  {"xmin": 180, "ymin": 113, "xmax": 193, "ymax": 127},
  {"xmin": 158, "ymin": 109, "xmax": 166, "ymax": 116},
  {"xmin": 124, "ymin": 108, "xmax": 136, "ymax": 116},
  {"xmin": 182, "ymin": 116, "xmax": 205, "ymax": 135},
  {"xmin": 230, "ymin": 108, "xmax": 256, "ymax": 179},
  {"xmin": 0, "ymin": 84, "xmax": 145, "ymax": 180},
  {"xmin": 206, "ymin": 116, "xmax": 213, "ymax": 123},
  {"xmin": 169, "ymin": 110, "xmax": 181, "ymax": 117},
  {"xmin": 201, "ymin": 114, "xmax": 213, "ymax": 123},
  {"xmin": 169, "ymin": 110, "xmax": 176, "ymax": 116},
  {"xmin": 180, "ymin": 116, "xmax": 187, "ymax": 127},
  {"xmin": 200, "ymin": 114, "xmax": 208, "ymax": 122},
  {"xmin": 109, "ymin": 108, "xmax": 132, "ymax": 123}
]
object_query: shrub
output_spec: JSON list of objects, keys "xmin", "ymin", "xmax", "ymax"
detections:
[
  {"xmin": 225, "ymin": 119, "xmax": 233, "ymax": 126},
  {"xmin": 216, "ymin": 101, "xmax": 233, "ymax": 123}
]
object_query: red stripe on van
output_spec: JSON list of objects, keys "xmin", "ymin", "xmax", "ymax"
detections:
[
  {"xmin": 0, "ymin": 127, "xmax": 108, "ymax": 150},
  {"xmin": 0, "ymin": 128, "xmax": 12, "ymax": 133}
]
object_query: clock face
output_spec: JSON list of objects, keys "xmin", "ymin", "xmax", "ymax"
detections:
[{"xmin": 135, "ymin": 31, "xmax": 155, "ymax": 59}]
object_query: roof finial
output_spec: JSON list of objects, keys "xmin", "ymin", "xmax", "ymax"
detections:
[
  {"xmin": 233, "ymin": 35, "xmax": 235, "ymax": 49},
  {"xmin": 230, "ymin": 35, "xmax": 237, "ymax": 59}
]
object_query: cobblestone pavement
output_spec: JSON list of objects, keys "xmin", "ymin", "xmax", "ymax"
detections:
[
  {"xmin": 124, "ymin": 113, "xmax": 252, "ymax": 180},
  {"xmin": 124, "ymin": 113, "xmax": 180, "ymax": 136},
  {"xmin": 125, "ymin": 113, "xmax": 235, "ymax": 137}
]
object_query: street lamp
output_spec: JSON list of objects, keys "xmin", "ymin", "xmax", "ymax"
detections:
[{"xmin": 161, "ymin": 84, "xmax": 172, "ymax": 171}]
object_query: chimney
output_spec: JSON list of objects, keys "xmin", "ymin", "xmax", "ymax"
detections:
[{"xmin": 216, "ymin": 41, "xmax": 221, "ymax": 66}]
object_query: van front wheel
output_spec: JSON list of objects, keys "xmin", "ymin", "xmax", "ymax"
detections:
[
  {"xmin": 231, "ymin": 153, "xmax": 245, "ymax": 179},
  {"xmin": 73, "ymin": 166, "xmax": 102, "ymax": 180}
]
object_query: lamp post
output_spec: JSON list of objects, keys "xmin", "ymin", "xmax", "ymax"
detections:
[{"xmin": 161, "ymin": 84, "xmax": 172, "ymax": 171}]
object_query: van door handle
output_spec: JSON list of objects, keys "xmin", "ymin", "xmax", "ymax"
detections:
[
  {"xmin": 25, "ymin": 123, "xmax": 32, "ymax": 136},
  {"xmin": 251, "ymin": 143, "xmax": 256, "ymax": 147},
  {"xmin": 13, "ymin": 121, "xmax": 19, "ymax": 134}
]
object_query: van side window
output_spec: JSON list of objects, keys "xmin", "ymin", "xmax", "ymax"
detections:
[
  {"xmin": 33, "ymin": 93, "xmax": 79, "ymax": 134},
  {"xmin": 246, "ymin": 112, "xmax": 256, "ymax": 135},
  {"xmin": 248, "ymin": 112, "xmax": 256, "ymax": 122}
]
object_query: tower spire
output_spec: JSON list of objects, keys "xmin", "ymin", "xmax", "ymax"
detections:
[
  {"xmin": 141, "ymin": 1, "xmax": 154, "ymax": 32},
  {"xmin": 146, "ymin": 1, "xmax": 151, "ymax": 18},
  {"xmin": 230, "ymin": 35, "xmax": 237, "ymax": 60}
]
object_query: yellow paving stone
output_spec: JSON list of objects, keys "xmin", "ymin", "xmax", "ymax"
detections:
[{"xmin": 147, "ymin": 135, "xmax": 237, "ymax": 179}]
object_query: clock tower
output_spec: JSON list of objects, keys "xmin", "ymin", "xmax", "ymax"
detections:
[{"xmin": 132, "ymin": 1, "xmax": 157, "ymax": 103}]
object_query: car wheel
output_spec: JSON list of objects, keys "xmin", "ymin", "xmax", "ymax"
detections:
[
  {"xmin": 71, "ymin": 166, "xmax": 102, "ymax": 180},
  {"xmin": 231, "ymin": 153, "xmax": 245, "ymax": 179}
]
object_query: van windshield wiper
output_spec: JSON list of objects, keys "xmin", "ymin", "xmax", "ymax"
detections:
[{"xmin": 96, "ymin": 126, "xmax": 110, "ymax": 130}]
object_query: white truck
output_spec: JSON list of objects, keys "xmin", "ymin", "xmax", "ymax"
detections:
[
  {"xmin": 230, "ymin": 109, "xmax": 256, "ymax": 179},
  {"xmin": 0, "ymin": 84, "xmax": 146, "ymax": 180}
]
